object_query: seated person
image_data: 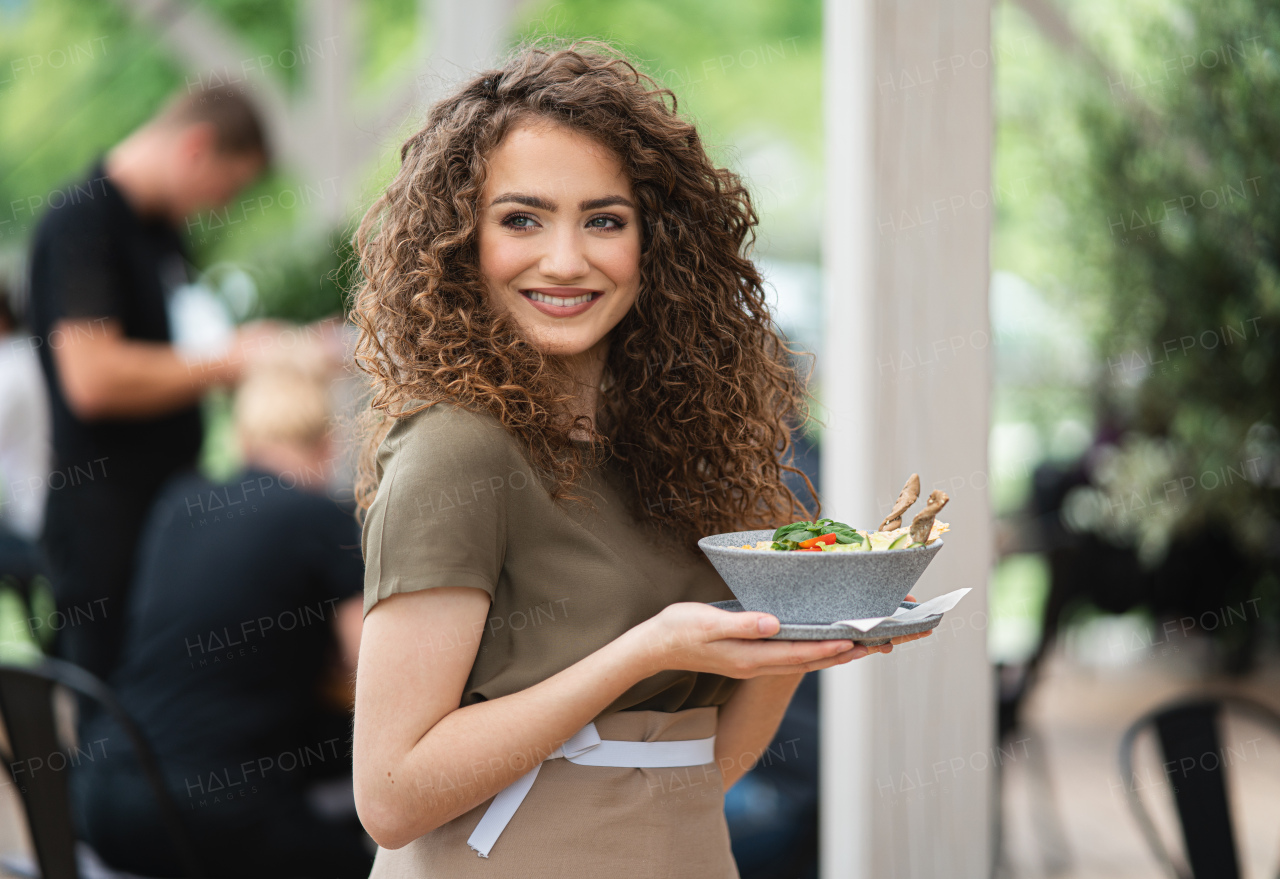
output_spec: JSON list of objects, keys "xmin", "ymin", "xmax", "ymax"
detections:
[{"xmin": 70, "ymin": 355, "xmax": 373, "ymax": 877}]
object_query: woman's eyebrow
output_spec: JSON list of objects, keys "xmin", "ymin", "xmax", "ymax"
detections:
[
  {"xmin": 579, "ymin": 195, "xmax": 635, "ymax": 211},
  {"xmin": 489, "ymin": 192, "xmax": 635, "ymax": 212},
  {"xmin": 490, "ymin": 192, "xmax": 557, "ymax": 211}
]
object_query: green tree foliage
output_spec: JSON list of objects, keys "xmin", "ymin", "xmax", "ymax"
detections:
[
  {"xmin": 1079, "ymin": 3, "xmax": 1280, "ymax": 554},
  {"xmin": 998, "ymin": 0, "xmax": 1280, "ymax": 583},
  {"xmin": 515, "ymin": 0, "xmax": 821, "ymax": 162},
  {"xmin": 2, "ymin": 0, "xmax": 821, "ymax": 313},
  {"xmin": 513, "ymin": 0, "xmax": 822, "ymax": 259}
]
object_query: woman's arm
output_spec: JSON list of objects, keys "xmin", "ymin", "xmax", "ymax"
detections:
[
  {"xmin": 714, "ymin": 672, "xmax": 809, "ymax": 791},
  {"xmin": 713, "ymin": 607, "xmax": 934, "ymax": 791},
  {"xmin": 353, "ymin": 592, "xmax": 871, "ymax": 850},
  {"xmin": 354, "ymin": 585, "xmax": 653, "ymax": 850},
  {"xmin": 714, "ymin": 649, "xmax": 881, "ymax": 791}
]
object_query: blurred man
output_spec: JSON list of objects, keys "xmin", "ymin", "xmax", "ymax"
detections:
[
  {"xmin": 25, "ymin": 84, "xmax": 276, "ymax": 680},
  {"xmin": 71, "ymin": 354, "xmax": 370, "ymax": 876}
]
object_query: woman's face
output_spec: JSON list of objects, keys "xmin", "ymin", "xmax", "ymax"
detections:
[{"xmin": 477, "ymin": 120, "xmax": 641, "ymax": 360}]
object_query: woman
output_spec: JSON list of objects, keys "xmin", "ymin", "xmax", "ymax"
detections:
[{"xmin": 350, "ymin": 42, "xmax": 927, "ymax": 877}]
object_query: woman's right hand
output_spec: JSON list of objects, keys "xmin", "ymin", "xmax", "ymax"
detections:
[{"xmin": 630, "ymin": 602, "xmax": 872, "ymax": 679}]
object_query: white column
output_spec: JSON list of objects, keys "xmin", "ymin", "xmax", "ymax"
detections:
[
  {"xmin": 296, "ymin": 0, "xmax": 356, "ymax": 228},
  {"xmin": 819, "ymin": 0, "xmax": 878, "ymax": 872},
  {"xmin": 430, "ymin": 0, "xmax": 522, "ymax": 73},
  {"xmin": 820, "ymin": 0, "xmax": 995, "ymax": 876}
]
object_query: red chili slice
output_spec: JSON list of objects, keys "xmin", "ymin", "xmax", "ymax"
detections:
[{"xmin": 798, "ymin": 532, "xmax": 838, "ymax": 548}]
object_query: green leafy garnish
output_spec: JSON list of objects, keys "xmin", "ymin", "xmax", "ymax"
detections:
[{"xmin": 770, "ymin": 518, "xmax": 864, "ymax": 551}]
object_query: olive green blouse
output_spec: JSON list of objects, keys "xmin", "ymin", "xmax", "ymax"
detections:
[{"xmin": 361, "ymin": 401, "xmax": 741, "ymax": 718}]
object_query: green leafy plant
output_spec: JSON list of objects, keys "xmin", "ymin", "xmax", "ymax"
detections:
[{"xmin": 995, "ymin": 0, "xmax": 1280, "ymax": 649}]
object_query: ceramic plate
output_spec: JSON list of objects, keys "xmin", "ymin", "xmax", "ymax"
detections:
[{"xmin": 707, "ymin": 599, "xmax": 943, "ymax": 647}]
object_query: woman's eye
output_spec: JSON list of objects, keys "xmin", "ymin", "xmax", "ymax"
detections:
[
  {"xmin": 502, "ymin": 213, "xmax": 538, "ymax": 229},
  {"xmin": 587, "ymin": 215, "xmax": 626, "ymax": 230}
]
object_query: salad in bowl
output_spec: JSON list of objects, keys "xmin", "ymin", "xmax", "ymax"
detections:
[
  {"xmin": 698, "ymin": 475, "xmax": 951, "ymax": 622},
  {"xmin": 739, "ymin": 516, "xmax": 950, "ymax": 552}
]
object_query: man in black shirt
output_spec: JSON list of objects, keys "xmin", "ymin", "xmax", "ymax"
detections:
[
  {"xmin": 71, "ymin": 360, "xmax": 371, "ymax": 876},
  {"xmin": 26, "ymin": 85, "xmax": 275, "ymax": 680}
]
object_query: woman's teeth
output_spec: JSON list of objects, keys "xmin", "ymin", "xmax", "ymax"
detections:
[{"xmin": 525, "ymin": 291, "xmax": 595, "ymax": 306}]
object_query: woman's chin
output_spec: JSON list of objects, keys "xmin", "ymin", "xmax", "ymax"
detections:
[{"xmin": 519, "ymin": 327, "xmax": 608, "ymax": 359}]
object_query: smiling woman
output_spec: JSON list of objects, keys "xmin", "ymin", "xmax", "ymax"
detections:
[
  {"xmin": 346, "ymin": 40, "xmax": 903, "ymax": 879},
  {"xmin": 477, "ymin": 120, "xmax": 641, "ymax": 391},
  {"xmin": 350, "ymin": 42, "xmax": 816, "ymax": 528}
]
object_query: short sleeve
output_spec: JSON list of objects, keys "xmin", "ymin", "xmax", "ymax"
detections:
[
  {"xmin": 34, "ymin": 196, "xmax": 123, "ymax": 322},
  {"xmin": 361, "ymin": 404, "xmax": 515, "ymax": 617}
]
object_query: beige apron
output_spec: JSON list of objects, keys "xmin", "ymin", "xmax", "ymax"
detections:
[{"xmin": 368, "ymin": 706, "xmax": 740, "ymax": 878}]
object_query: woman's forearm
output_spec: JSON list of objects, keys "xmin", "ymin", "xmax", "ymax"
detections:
[
  {"xmin": 714, "ymin": 672, "xmax": 806, "ymax": 791},
  {"xmin": 360, "ymin": 623, "xmax": 658, "ymax": 849}
]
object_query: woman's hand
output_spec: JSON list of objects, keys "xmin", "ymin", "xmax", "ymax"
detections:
[
  {"xmin": 885, "ymin": 592, "xmax": 934, "ymax": 650},
  {"xmin": 631, "ymin": 593, "xmax": 934, "ymax": 680},
  {"xmin": 631, "ymin": 602, "xmax": 864, "ymax": 678}
]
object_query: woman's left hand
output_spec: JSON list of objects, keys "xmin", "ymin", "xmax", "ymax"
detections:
[{"xmin": 869, "ymin": 593, "xmax": 934, "ymax": 655}]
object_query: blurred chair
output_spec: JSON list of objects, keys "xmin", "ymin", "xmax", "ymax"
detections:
[
  {"xmin": 1118, "ymin": 694, "xmax": 1280, "ymax": 879},
  {"xmin": 0, "ymin": 658, "xmax": 204, "ymax": 879}
]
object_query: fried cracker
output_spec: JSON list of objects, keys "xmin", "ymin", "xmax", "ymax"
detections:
[
  {"xmin": 879, "ymin": 473, "xmax": 921, "ymax": 531},
  {"xmin": 909, "ymin": 490, "xmax": 949, "ymax": 544}
]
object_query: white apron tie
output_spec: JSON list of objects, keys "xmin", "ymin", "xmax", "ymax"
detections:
[{"xmin": 466, "ymin": 721, "xmax": 717, "ymax": 858}]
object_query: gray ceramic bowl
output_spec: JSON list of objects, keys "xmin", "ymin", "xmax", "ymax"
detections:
[{"xmin": 698, "ymin": 530, "xmax": 945, "ymax": 623}]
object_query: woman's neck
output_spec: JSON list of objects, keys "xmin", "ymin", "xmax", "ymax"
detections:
[{"xmin": 557, "ymin": 338, "xmax": 608, "ymax": 441}]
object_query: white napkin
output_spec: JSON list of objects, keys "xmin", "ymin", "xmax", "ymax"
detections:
[{"xmin": 831, "ymin": 587, "xmax": 973, "ymax": 632}]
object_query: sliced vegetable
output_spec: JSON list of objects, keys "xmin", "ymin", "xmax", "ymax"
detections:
[{"xmin": 798, "ymin": 532, "xmax": 838, "ymax": 548}]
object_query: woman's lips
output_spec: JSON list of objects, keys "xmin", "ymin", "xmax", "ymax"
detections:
[{"xmin": 519, "ymin": 287, "xmax": 602, "ymax": 318}]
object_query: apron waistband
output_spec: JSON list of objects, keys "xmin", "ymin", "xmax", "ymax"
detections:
[{"xmin": 466, "ymin": 719, "xmax": 717, "ymax": 858}]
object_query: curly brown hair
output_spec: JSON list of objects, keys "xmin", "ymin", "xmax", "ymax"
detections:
[{"xmin": 350, "ymin": 38, "xmax": 820, "ymax": 550}]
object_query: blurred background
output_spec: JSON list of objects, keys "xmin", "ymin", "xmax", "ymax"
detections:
[{"xmin": 1, "ymin": 0, "xmax": 1279, "ymax": 877}]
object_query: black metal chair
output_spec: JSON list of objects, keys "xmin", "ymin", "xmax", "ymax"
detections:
[
  {"xmin": 0, "ymin": 657, "xmax": 206, "ymax": 879},
  {"xmin": 1118, "ymin": 694, "xmax": 1280, "ymax": 879}
]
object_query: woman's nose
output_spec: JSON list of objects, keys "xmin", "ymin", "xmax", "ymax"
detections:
[{"xmin": 538, "ymin": 226, "xmax": 590, "ymax": 281}]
